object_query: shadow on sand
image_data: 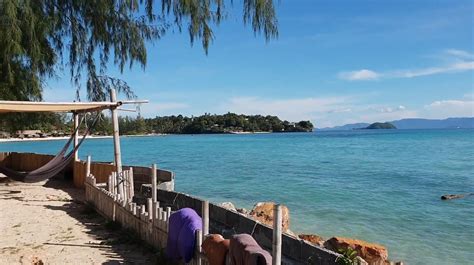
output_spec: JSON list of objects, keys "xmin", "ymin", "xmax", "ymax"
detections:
[{"xmin": 0, "ymin": 175, "xmax": 169, "ymax": 264}]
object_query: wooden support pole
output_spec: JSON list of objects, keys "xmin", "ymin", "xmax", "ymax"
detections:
[
  {"xmin": 110, "ymin": 88, "xmax": 124, "ymax": 197},
  {"xmin": 86, "ymin": 155, "xmax": 91, "ymax": 177},
  {"xmin": 202, "ymin": 200, "xmax": 209, "ymax": 236},
  {"xmin": 151, "ymin": 164, "xmax": 157, "ymax": 202},
  {"xmin": 272, "ymin": 204, "xmax": 282, "ymax": 265},
  {"xmin": 73, "ymin": 112, "xmax": 79, "ymax": 161}
]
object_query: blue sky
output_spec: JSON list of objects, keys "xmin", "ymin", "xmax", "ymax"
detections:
[{"xmin": 45, "ymin": 0, "xmax": 474, "ymax": 128}]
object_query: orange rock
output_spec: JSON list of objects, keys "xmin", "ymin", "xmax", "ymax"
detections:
[
  {"xmin": 324, "ymin": 237, "xmax": 388, "ymax": 265},
  {"xmin": 249, "ymin": 202, "xmax": 290, "ymax": 232},
  {"xmin": 298, "ymin": 234, "xmax": 325, "ymax": 246}
]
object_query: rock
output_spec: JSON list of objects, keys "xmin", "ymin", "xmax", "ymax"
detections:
[
  {"xmin": 286, "ymin": 229, "xmax": 297, "ymax": 237},
  {"xmin": 31, "ymin": 256, "xmax": 44, "ymax": 265},
  {"xmin": 441, "ymin": 193, "xmax": 473, "ymax": 200},
  {"xmin": 236, "ymin": 208, "xmax": 249, "ymax": 215},
  {"xmin": 249, "ymin": 202, "xmax": 290, "ymax": 232},
  {"xmin": 324, "ymin": 237, "xmax": 388, "ymax": 265},
  {"xmin": 356, "ymin": 256, "xmax": 369, "ymax": 265},
  {"xmin": 298, "ymin": 234, "xmax": 324, "ymax": 246},
  {"xmin": 220, "ymin": 202, "xmax": 236, "ymax": 211}
]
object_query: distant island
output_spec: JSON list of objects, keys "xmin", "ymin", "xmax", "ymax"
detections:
[
  {"xmin": 364, "ymin": 122, "xmax": 397, "ymax": 129},
  {"xmin": 319, "ymin": 117, "xmax": 474, "ymax": 130},
  {"xmin": 0, "ymin": 113, "xmax": 313, "ymax": 138}
]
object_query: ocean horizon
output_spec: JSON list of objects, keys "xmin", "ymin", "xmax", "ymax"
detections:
[{"xmin": 1, "ymin": 129, "xmax": 473, "ymax": 264}]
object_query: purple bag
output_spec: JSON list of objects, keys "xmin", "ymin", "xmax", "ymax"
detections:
[{"xmin": 166, "ymin": 208, "xmax": 203, "ymax": 262}]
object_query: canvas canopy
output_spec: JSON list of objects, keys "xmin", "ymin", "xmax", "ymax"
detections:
[{"xmin": 0, "ymin": 100, "xmax": 122, "ymax": 113}]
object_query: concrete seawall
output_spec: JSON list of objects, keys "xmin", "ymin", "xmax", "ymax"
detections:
[{"xmin": 142, "ymin": 186, "xmax": 341, "ymax": 265}]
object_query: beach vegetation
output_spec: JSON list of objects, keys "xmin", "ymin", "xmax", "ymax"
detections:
[
  {"xmin": 0, "ymin": 0, "xmax": 278, "ymax": 102},
  {"xmin": 0, "ymin": 112, "xmax": 313, "ymax": 136},
  {"xmin": 335, "ymin": 247, "xmax": 359, "ymax": 265}
]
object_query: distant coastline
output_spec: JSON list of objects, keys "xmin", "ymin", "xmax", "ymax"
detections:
[{"xmin": 319, "ymin": 117, "xmax": 474, "ymax": 130}]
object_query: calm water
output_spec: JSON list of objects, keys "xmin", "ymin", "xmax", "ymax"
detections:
[{"xmin": 1, "ymin": 129, "xmax": 473, "ymax": 264}]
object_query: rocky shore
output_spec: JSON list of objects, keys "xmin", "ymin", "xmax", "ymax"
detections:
[{"xmin": 220, "ymin": 201, "xmax": 403, "ymax": 265}]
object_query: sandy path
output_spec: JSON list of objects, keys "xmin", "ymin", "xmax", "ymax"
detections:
[{"xmin": 0, "ymin": 176, "xmax": 160, "ymax": 264}]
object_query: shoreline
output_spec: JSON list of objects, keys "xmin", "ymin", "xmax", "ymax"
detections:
[
  {"xmin": 0, "ymin": 131, "xmax": 283, "ymax": 143},
  {"xmin": 0, "ymin": 135, "xmax": 113, "ymax": 143}
]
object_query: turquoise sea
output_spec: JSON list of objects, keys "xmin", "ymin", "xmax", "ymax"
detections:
[{"xmin": 1, "ymin": 129, "xmax": 473, "ymax": 264}]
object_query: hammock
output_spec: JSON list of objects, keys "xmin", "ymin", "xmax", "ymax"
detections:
[{"xmin": 0, "ymin": 114, "xmax": 100, "ymax": 182}]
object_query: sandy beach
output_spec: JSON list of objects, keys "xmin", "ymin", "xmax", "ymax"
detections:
[
  {"xmin": 0, "ymin": 136, "xmax": 112, "ymax": 143},
  {"xmin": 0, "ymin": 134, "xmax": 170, "ymax": 143},
  {"xmin": 0, "ymin": 175, "xmax": 161, "ymax": 264}
]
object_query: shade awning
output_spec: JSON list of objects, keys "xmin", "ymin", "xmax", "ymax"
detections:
[{"xmin": 0, "ymin": 100, "xmax": 121, "ymax": 113}]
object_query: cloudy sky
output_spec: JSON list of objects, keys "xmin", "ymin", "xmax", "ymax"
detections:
[{"xmin": 45, "ymin": 0, "xmax": 474, "ymax": 128}]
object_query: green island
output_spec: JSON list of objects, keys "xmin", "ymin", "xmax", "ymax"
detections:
[
  {"xmin": 365, "ymin": 122, "xmax": 397, "ymax": 129},
  {"xmin": 0, "ymin": 112, "xmax": 313, "ymax": 137}
]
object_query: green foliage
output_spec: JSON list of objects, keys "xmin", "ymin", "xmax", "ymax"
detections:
[
  {"xmin": 0, "ymin": 112, "xmax": 67, "ymax": 134},
  {"xmin": 0, "ymin": 0, "xmax": 278, "ymax": 102},
  {"xmin": 134, "ymin": 113, "xmax": 314, "ymax": 134},
  {"xmin": 0, "ymin": 112, "xmax": 314, "ymax": 135},
  {"xmin": 365, "ymin": 122, "xmax": 397, "ymax": 129},
  {"xmin": 336, "ymin": 247, "xmax": 359, "ymax": 265}
]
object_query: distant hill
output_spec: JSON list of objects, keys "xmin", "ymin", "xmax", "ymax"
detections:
[
  {"xmin": 319, "ymin": 117, "xmax": 474, "ymax": 130},
  {"xmin": 364, "ymin": 122, "xmax": 397, "ymax": 129},
  {"xmin": 320, "ymin": 122, "xmax": 370, "ymax": 131}
]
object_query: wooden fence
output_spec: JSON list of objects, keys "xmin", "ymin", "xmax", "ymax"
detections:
[
  {"xmin": 74, "ymin": 160, "xmax": 174, "ymax": 189},
  {"xmin": 0, "ymin": 152, "xmax": 55, "ymax": 172},
  {"xmin": 85, "ymin": 174, "xmax": 208, "ymax": 265},
  {"xmin": 0, "ymin": 152, "xmax": 174, "ymax": 190}
]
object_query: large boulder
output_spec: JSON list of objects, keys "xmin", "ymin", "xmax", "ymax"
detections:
[
  {"xmin": 220, "ymin": 202, "xmax": 237, "ymax": 211},
  {"xmin": 249, "ymin": 202, "xmax": 290, "ymax": 232},
  {"xmin": 324, "ymin": 237, "xmax": 388, "ymax": 265},
  {"xmin": 298, "ymin": 234, "xmax": 325, "ymax": 247}
]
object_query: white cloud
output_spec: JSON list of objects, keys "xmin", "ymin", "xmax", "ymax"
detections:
[
  {"xmin": 327, "ymin": 108, "xmax": 352, "ymax": 113},
  {"xmin": 423, "ymin": 99, "xmax": 474, "ymax": 118},
  {"xmin": 139, "ymin": 102, "xmax": 189, "ymax": 117},
  {"xmin": 377, "ymin": 105, "xmax": 406, "ymax": 113},
  {"xmin": 444, "ymin": 49, "xmax": 474, "ymax": 59},
  {"xmin": 396, "ymin": 61, "xmax": 474, "ymax": 78},
  {"xmin": 339, "ymin": 69, "xmax": 379, "ymax": 81},
  {"xmin": 223, "ymin": 96, "xmax": 352, "ymax": 122},
  {"xmin": 464, "ymin": 92, "xmax": 474, "ymax": 100},
  {"xmin": 339, "ymin": 49, "xmax": 474, "ymax": 81},
  {"xmin": 220, "ymin": 94, "xmax": 473, "ymax": 128}
]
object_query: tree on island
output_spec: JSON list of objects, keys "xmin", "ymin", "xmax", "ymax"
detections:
[{"xmin": 365, "ymin": 122, "xmax": 397, "ymax": 129}]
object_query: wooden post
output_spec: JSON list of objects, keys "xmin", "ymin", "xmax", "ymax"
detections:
[
  {"xmin": 272, "ymin": 204, "xmax": 282, "ymax": 265},
  {"xmin": 151, "ymin": 164, "xmax": 157, "ymax": 202},
  {"xmin": 123, "ymin": 170, "xmax": 129, "ymax": 202},
  {"xmin": 129, "ymin": 167, "xmax": 134, "ymax": 200},
  {"xmin": 166, "ymin": 207, "xmax": 171, "ymax": 218},
  {"xmin": 86, "ymin": 155, "xmax": 91, "ymax": 177},
  {"xmin": 110, "ymin": 88, "xmax": 124, "ymax": 197},
  {"xmin": 202, "ymin": 201, "xmax": 209, "ymax": 236},
  {"xmin": 73, "ymin": 112, "xmax": 79, "ymax": 161},
  {"xmin": 148, "ymin": 198, "xmax": 153, "ymax": 220},
  {"xmin": 196, "ymin": 229, "xmax": 203, "ymax": 265}
]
